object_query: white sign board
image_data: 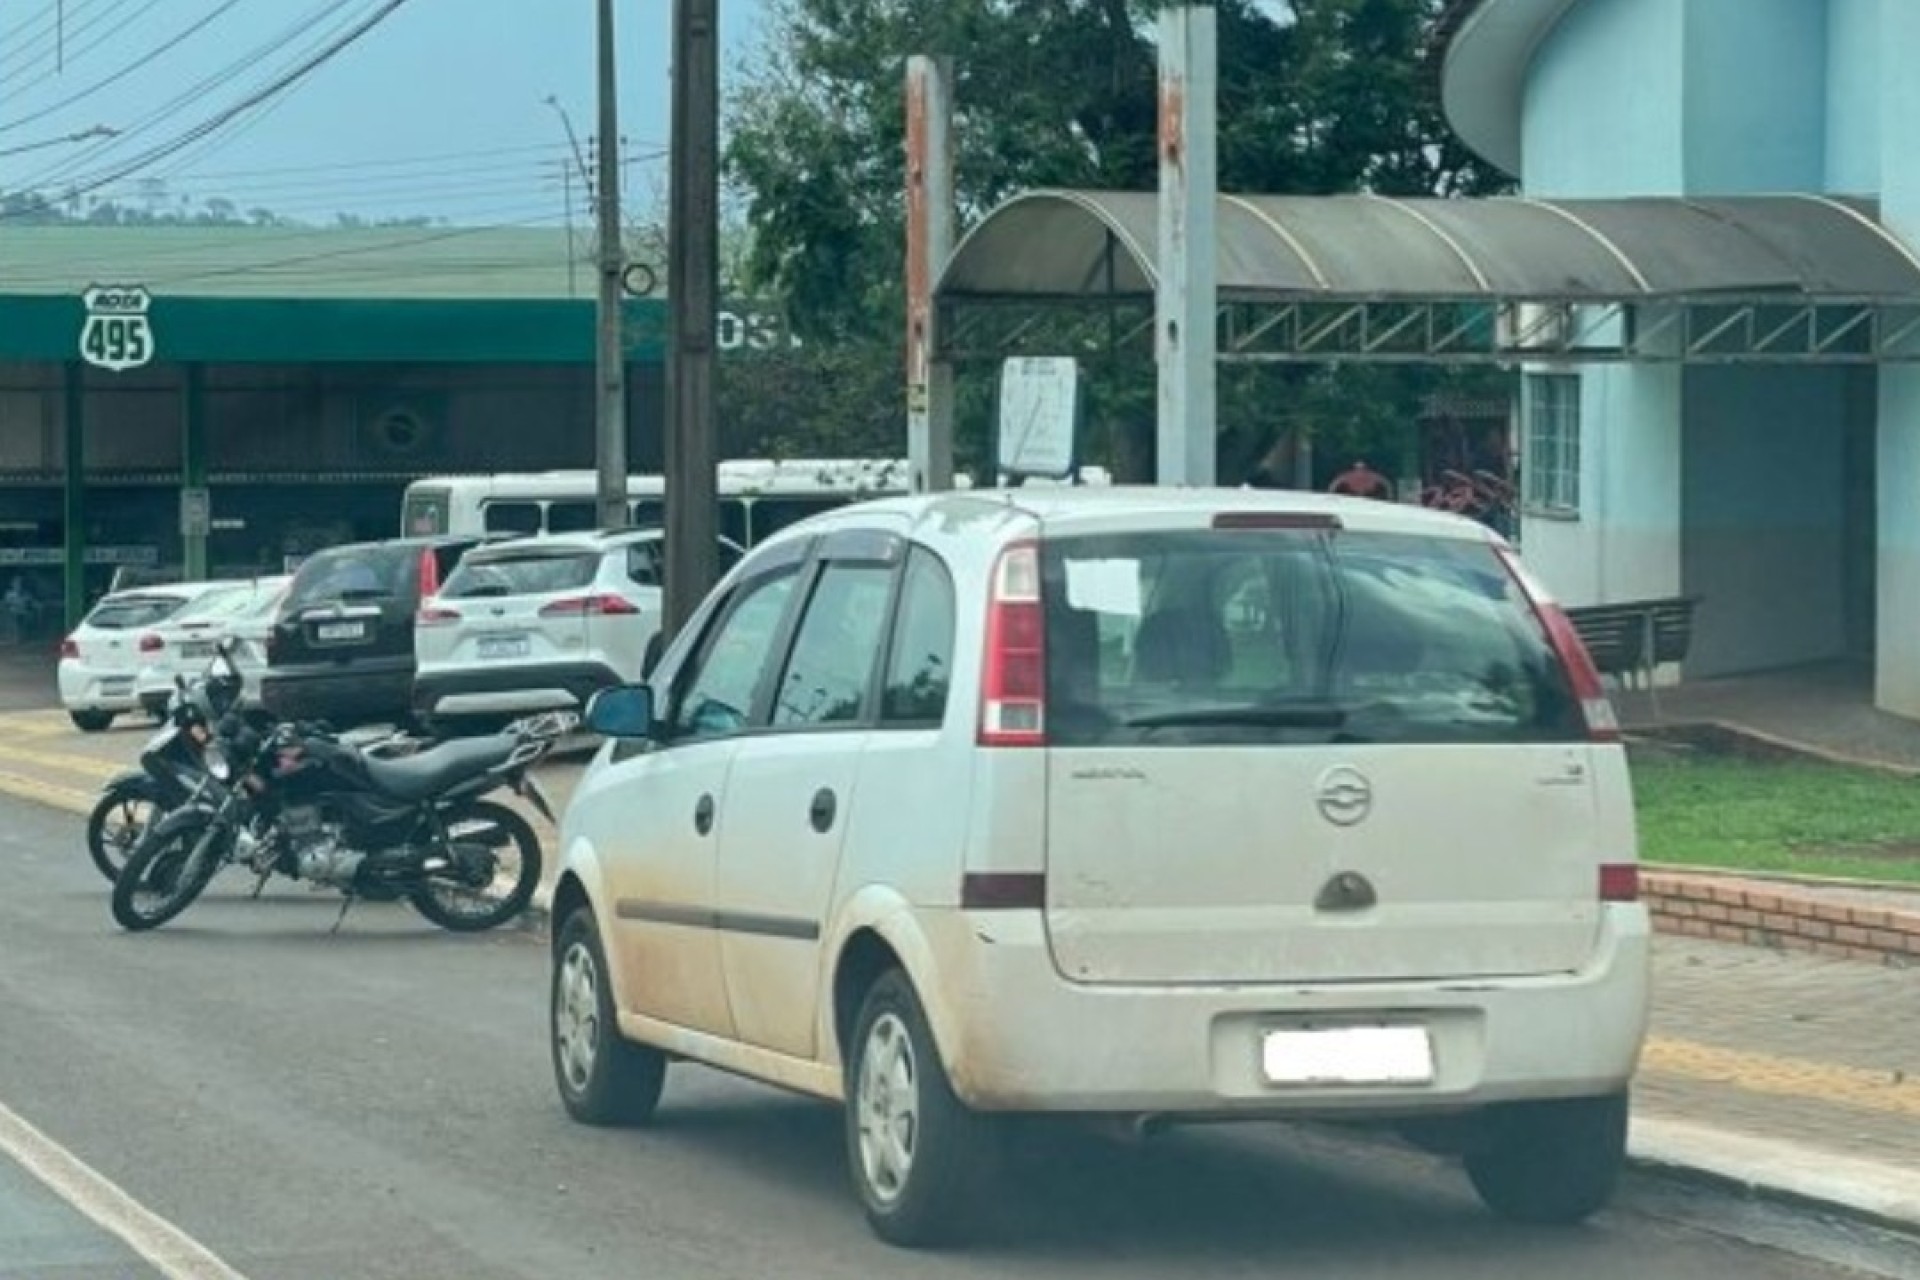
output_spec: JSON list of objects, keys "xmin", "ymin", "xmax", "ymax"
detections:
[
  {"xmin": 79, "ymin": 285, "xmax": 155, "ymax": 372},
  {"xmin": 180, "ymin": 487, "xmax": 211, "ymax": 538},
  {"xmin": 998, "ymin": 357, "xmax": 1078, "ymax": 479}
]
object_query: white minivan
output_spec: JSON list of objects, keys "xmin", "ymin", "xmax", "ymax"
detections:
[{"xmin": 548, "ymin": 487, "xmax": 1650, "ymax": 1247}]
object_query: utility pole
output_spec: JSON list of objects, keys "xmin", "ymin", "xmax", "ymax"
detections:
[
  {"xmin": 594, "ymin": 0, "xmax": 629, "ymax": 530},
  {"xmin": 665, "ymin": 0, "xmax": 720, "ymax": 636}
]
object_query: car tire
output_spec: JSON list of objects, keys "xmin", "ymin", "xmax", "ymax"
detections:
[
  {"xmin": 551, "ymin": 907, "xmax": 667, "ymax": 1126},
  {"xmin": 844, "ymin": 968, "xmax": 999, "ymax": 1248},
  {"xmin": 1464, "ymin": 1092, "xmax": 1628, "ymax": 1225},
  {"xmin": 68, "ymin": 709, "xmax": 114, "ymax": 733}
]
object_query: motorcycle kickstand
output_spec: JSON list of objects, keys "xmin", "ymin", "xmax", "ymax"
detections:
[
  {"xmin": 250, "ymin": 866, "xmax": 273, "ymax": 899},
  {"xmin": 329, "ymin": 893, "xmax": 359, "ymax": 935}
]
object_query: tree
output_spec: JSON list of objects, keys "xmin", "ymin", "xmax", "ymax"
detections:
[{"xmin": 723, "ymin": 0, "xmax": 1515, "ymax": 480}]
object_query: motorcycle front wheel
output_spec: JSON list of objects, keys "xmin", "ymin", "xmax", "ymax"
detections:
[
  {"xmin": 111, "ymin": 812, "xmax": 227, "ymax": 932},
  {"xmin": 410, "ymin": 799, "xmax": 542, "ymax": 933},
  {"xmin": 86, "ymin": 777, "xmax": 164, "ymax": 883}
]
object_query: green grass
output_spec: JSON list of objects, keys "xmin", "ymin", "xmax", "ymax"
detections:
[{"xmin": 1629, "ymin": 747, "xmax": 1920, "ymax": 885}]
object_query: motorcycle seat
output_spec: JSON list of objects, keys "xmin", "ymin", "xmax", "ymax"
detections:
[{"xmin": 359, "ymin": 734, "xmax": 520, "ymax": 803}]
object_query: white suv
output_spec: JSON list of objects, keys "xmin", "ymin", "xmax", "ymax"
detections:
[
  {"xmin": 548, "ymin": 488, "xmax": 1650, "ymax": 1246},
  {"xmin": 413, "ymin": 529, "xmax": 740, "ymax": 728}
]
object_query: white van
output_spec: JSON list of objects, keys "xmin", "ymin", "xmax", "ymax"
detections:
[{"xmin": 547, "ymin": 486, "xmax": 1649, "ymax": 1246}]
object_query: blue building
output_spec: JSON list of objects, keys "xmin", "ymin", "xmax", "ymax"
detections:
[{"xmin": 1443, "ymin": 0, "xmax": 1920, "ymax": 718}]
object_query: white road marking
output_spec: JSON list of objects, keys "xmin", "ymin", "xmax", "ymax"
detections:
[{"xmin": 0, "ymin": 1095, "xmax": 248, "ymax": 1280}]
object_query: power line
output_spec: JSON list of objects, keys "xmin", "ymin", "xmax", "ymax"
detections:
[
  {"xmin": 16, "ymin": 0, "xmax": 367, "ymax": 190},
  {"xmin": 0, "ymin": 0, "xmax": 150, "ymax": 78},
  {"xmin": 0, "ymin": 0, "xmax": 247, "ymax": 134},
  {"xmin": 8, "ymin": 0, "xmax": 420, "ymax": 212}
]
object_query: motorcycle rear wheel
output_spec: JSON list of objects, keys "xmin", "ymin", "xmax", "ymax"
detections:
[
  {"xmin": 409, "ymin": 799, "xmax": 541, "ymax": 933},
  {"xmin": 111, "ymin": 813, "xmax": 226, "ymax": 932}
]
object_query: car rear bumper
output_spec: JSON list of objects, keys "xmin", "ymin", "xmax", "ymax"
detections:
[
  {"xmin": 262, "ymin": 657, "xmax": 415, "ymax": 726},
  {"xmin": 911, "ymin": 905, "xmax": 1652, "ymax": 1116},
  {"xmin": 414, "ymin": 660, "xmax": 621, "ymax": 717},
  {"xmin": 57, "ymin": 660, "xmax": 140, "ymax": 713}
]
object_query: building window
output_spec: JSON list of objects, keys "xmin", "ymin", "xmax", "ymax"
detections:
[{"xmin": 1523, "ymin": 372, "xmax": 1580, "ymax": 516}]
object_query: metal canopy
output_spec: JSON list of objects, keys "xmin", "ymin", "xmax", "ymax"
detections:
[{"xmin": 936, "ymin": 190, "xmax": 1920, "ymax": 364}]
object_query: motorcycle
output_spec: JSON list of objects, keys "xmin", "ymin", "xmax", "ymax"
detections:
[
  {"xmin": 109, "ymin": 673, "xmax": 567, "ymax": 934},
  {"xmin": 84, "ymin": 652, "xmax": 420, "ymax": 883},
  {"xmin": 83, "ymin": 665, "xmax": 230, "ymax": 883}
]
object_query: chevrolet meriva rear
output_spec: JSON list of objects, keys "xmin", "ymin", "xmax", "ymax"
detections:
[{"xmin": 948, "ymin": 494, "xmax": 1648, "ymax": 1225}]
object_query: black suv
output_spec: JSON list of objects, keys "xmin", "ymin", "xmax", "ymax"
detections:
[{"xmin": 261, "ymin": 536, "xmax": 490, "ymax": 728}]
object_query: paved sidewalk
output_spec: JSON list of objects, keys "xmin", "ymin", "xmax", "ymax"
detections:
[
  {"xmin": 1634, "ymin": 936, "xmax": 1920, "ymax": 1229},
  {"xmin": 2, "ymin": 700, "xmax": 1917, "ymax": 1238}
]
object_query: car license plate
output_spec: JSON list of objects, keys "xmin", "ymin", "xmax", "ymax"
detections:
[
  {"xmin": 1260, "ymin": 1026, "xmax": 1434, "ymax": 1086},
  {"xmin": 100, "ymin": 676, "xmax": 133, "ymax": 690},
  {"xmin": 479, "ymin": 634, "xmax": 530, "ymax": 661},
  {"xmin": 315, "ymin": 620, "xmax": 367, "ymax": 642},
  {"xmin": 182, "ymin": 641, "xmax": 214, "ymax": 659}
]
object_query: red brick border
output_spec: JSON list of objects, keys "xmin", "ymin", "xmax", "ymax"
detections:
[{"xmin": 1643, "ymin": 870, "xmax": 1920, "ymax": 967}]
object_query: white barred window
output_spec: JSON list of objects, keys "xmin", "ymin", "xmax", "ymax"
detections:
[{"xmin": 1523, "ymin": 372, "xmax": 1580, "ymax": 515}]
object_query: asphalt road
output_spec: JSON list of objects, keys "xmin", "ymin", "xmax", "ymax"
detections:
[{"xmin": 0, "ymin": 796, "xmax": 1912, "ymax": 1279}]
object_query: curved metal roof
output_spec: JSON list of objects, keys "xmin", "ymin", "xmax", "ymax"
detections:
[{"xmin": 937, "ymin": 189, "xmax": 1920, "ymax": 303}]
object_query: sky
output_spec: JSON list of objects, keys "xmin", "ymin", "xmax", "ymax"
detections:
[{"xmin": 0, "ymin": 0, "xmax": 768, "ymax": 227}]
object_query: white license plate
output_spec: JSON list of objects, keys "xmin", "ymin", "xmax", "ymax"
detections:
[
  {"xmin": 478, "ymin": 634, "xmax": 531, "ymax": 661},
  {"xmin": 100, "ymin": 676, "xmax": 133, "ymax": 690},
  {"xmin": 315, "ymin": 621, "xmax": 367, "ymax": 642},
  {"xmin": 181, "ymin": 642, "xmax": 214, "ymax": 659},
  {"xmin": 1261, "ymin": 1026, "xmax": 1435, "ymax": 1086}
]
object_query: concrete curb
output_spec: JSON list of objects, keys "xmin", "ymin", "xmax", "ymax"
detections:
[{"xmin": 1631, "ymin": 1115, "xmax": 1920, "ymax": 1237}]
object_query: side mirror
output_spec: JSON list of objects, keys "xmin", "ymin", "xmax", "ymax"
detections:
[{"xmin": 585, "ymin": 684, "xmax": 656, "ymax": 740}]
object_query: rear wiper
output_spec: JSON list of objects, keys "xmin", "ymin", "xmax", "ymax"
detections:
[{"xmin": 1125, "ymin": 703, "xmax": 1348, "ymax": 730}]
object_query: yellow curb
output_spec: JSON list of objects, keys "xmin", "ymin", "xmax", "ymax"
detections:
[
  {"xmin": 1644, "ymin": 1036, "xmax": 1920, "ymax": 1119},
  {"xmin": 0, "ymin": 741, "xmax": 123, "ymax": 782},
  {"xmin": 0, "ymin": 767, "xmax": 94, "ymax": 817}
]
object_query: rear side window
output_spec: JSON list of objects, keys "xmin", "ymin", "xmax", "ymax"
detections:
[
  {"xmin": 284, "ymin": 546, "xmax": 413, "ymax": 609},
  {"xmin": 881, "ymin": 549, "xmax": 955, "ymax": 725},
  {"xmin": 1041, "ymin": 529, "xmax": 1583, "ymax": 746},
  {"xmin": 547, "ymin": 501, "xmax": 598, "ymax": 534},
  {"xmin": 404, "ymin": 487, "xmax": 450, "ymax": 536},
  {"xmin": 174, "ymin": 585, "xmax": 256, "ymax": 622},
  {"xmin": 85, "ymin": 595, "xmax": 188, "ymax": 630},
  {"xmin": 442, "ymin": 551, "xmax": 599, "ymax": 599}
]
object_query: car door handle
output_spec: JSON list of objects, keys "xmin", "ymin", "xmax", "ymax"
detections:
[
  {"xmin": 809, "ymin": 788, "xmax": 836, "ymax": 834},
  {"xmin": 694, "ymin": 793, "xmax": 715, "ymax": 836}
]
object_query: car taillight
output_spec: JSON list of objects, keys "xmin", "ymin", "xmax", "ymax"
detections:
[
  {"xmin": 138, "ymin": 633, "xmax": 164, "ymax": 654},
  {"xmin": 417, "ymin": 546, "xmax": 441, "ymax": 599},
  {"xmin": 539, "ymin": 594, "xmax": 640, "ymax": 618},
  {"xmin": 417, "ymin": 603, "xmax": 461, "ymax": 627},
  {"xmin": 59, "ymin": 636, "xmax": 78, "ymax": 660},
  {"xmin": 1495, "ymin": 547, "xmax": 1620, "ymax": 743},
  {"xmin": 977, "ymin": 541, "xmax": 1046, "ymax": 747},
  {"xmin": 1599, "ymin": 864, "xmax": 1639, "ymax": 902}
]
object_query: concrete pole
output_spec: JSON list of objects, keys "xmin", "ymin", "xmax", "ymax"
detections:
[
  {"xmin": 665, "ymin": 0, "xmax": 721, "ymax": 637},
  {"xmin": 62, "ymin": 364, "xmax": 85, "ymax": 628},
  {"xmin": 181, "ymin": 363, "xmax": 207, "ymax": 580},
  {"xmin": 905, "ymin": 56, "xmax": 956, "ymax": 493},
  {"xmin": 594, "ymin": 0, "xmax": 629, "ymax": 531},
  {"xmin": 1155, "ymin": 3, "xmax": 1218, "ymax": 487}
]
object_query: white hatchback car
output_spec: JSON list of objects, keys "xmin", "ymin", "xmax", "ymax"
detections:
[
  {"xmin": 132, "ymin": 576, "xmax": 290, "ymax": 716},
  {"xmin": 548, "ymin": 487, "xmax": 1650, "ymax": 1246},
  {"xmin": 412, "ymin": 529, "xmax": 740, "ymax": 728},
  {"xmin": 58, "ymin": 582, "xmax": 235, "ymax": 731}
]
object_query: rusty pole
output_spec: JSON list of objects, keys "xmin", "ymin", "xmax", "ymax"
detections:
[
  {"xmin": 1156, "ymin": 4, "xmax": 1219, "ymax": 487},
  {"xmin": 905, "ymin": 56, "xmax": 957, "ymax": 493}
]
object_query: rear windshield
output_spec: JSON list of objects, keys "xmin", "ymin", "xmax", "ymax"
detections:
[
  {"xmin": 174, "ymin": 584, "xmax": 258, "ymax": 622},
  {"xmin": 1041, "ymin": 528, "xmax": 1584, "ymax": 747},
  {"xmin": 441, "ymin": 550, "xmax": 599, "ymax": 599},
  {"xmin": 85, "ymin": 595, "xmax": 190, "ymax": 630},
  {"xmin": 284, "ymin": 545, "xmax": 416, "ymax": 609}
]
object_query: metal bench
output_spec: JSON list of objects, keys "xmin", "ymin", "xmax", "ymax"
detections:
[{"xmin": 1565, "ymin": 596, "xmax": 1700, "ymax": 717}]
